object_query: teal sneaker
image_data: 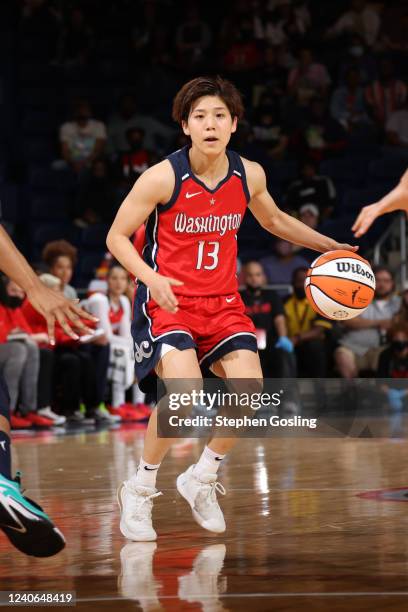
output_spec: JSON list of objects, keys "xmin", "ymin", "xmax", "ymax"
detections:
[{"xmin": 0, "ymin": 472, "xmax": 65, "ymax": 557}]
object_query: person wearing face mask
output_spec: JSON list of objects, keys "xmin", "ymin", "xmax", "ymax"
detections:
[
  {"xmin": 59, "ymin": 99, "xmax": 107, "ymax": 174},
  {"xmin": 377, "ymin": 323, "xmax": 408, "ymax": 411},
  {"xmin": 284, "ymin": 267, "xmax": 332, "ymax": 377},
  {"xmin": 0, "ymin": 277, "xmax": 55, "ymax": 428}
]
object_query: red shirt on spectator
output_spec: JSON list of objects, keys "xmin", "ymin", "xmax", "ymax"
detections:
[
  {"xmin": 0, "ymin": 304, "xmax": 32, "ymax": 343},
  {"xmin": 21, "ymin": 300, "xmax": 77, "ymax": 347}
]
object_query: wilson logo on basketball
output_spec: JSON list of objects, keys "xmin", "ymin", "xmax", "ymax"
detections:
[{"xmin": 336, "ymin": 262, "xmax": 375, "ymax": 282}]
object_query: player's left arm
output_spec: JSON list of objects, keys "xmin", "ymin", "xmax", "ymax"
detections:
[{"xmin": 244, "ymin": 159, "xmax": 358, "ymax": 253}]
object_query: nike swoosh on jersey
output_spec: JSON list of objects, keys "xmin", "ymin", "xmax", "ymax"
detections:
[
  {"xmin": 185, "ymin": 191, "xmax": 202, "ymax": 199},
  {"xmin": 225, "ymin": 297, "xmax": 236, "ymax": 303}
]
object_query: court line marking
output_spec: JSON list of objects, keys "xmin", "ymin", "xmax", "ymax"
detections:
[{"xmin": 72, "ymin": 593, "xmax": 408, "ymax": 602}]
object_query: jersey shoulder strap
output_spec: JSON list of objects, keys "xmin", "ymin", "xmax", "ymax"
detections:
[
  {"xmin": 226, "ymin": 149, "xmax": 251, "ymax": 203},
  {"xmin": 161, "ymin": 146, "xmax": 190, "ymax": 211}
]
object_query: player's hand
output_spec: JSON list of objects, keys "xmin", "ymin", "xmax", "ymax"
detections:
[
  {"xmin": 352, "ymin": 202, "xmax": 381, "ymax": 237},
  {"xmin": 333, "ymin": 243, "xmax": 359, "ymax": 253},
  {"xmin": 26, "ymin": 282, "xmax": 99, "ymax": 345},
  {"xmin": 148, "ymin": 274, "xmax": 183, "ymax": 313}
]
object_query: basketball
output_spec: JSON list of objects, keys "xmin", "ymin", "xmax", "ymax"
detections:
[{"xmin": 305, "ymin": 250, "xmax": 376, "ymax": 320}]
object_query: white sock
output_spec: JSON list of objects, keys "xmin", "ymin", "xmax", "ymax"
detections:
[
  {"xmin": 192, "ymin": 446, "xmax": 226, "ymax": 477},
  {"xmin": 132, "ymin": 384, "xmax": 146, "ymax": 405},
  {"xmin": 112, "ymin": 382, "xmax": 125, "ymax": 408},
  {"xmin": 132, "ymin": 457, "xmax": 161, "ymax": 488}
]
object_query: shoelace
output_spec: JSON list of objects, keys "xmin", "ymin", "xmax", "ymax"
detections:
[
  {"xmin": 197, "ymin": 481, "xmax": 226, "ymax": 510},
  {"xmin": 130, "ymin": 490, "xmax": 163, "ymax": 521},
  {"xmin": 208, "ymin": 481, "xmax": 226, "ymax": 502}
]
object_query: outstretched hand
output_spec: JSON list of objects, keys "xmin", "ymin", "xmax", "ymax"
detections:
[
  {"xmin": 352, "ymin": 202, "xmax": 381, "ymax": 238},
  {"xmin": 26, "ymin": 282, "xmax": 98, "ymax": 345}
]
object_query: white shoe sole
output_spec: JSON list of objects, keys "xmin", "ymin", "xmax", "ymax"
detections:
[
  {"xmin": 176, "ymin": 473, "xmax": 226, "ymax": 534},
  {"xmin": 117, "ymin": 484, "xmax": 157, "ymax": 542}
]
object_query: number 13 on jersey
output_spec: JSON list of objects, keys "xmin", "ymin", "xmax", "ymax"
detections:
[{"xmin": 196, "ymin": 240, "xmax": 220, "ymax": 270}]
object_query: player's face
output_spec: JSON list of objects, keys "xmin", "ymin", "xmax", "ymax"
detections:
[
  {"xmin": 244, "ymin": 264, "xmax": 266, "ymax": 289},
  {"xmin": 183, "ymin": 96, "xmax": 237, "ymax": 154},
  {"xmin": 108, "ymin": 267, "xmax": 128, "ymax": 296}
]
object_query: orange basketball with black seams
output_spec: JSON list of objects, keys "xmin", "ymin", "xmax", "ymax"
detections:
[{"xmin": 305, "ymin": 250, "xmax": 375, "ymax": 321}]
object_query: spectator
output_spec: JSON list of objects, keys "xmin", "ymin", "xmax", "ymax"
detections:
[
  {"xmin": 223, "ymin": 16, "xmax": 262, "ymax": 73},
  {"xmin": 240, "ymin": 261, "xmax": 295, "ymax": 378},
  {"xmin": 23, "ymin": 273, "xmax": 114, "ymax": 424},
  {"xmin": 335, "ymin": 266, "xmax": 401, "ymax": 378},
  {"xmin": 57, "ymin": 5, "xmax": 94, "ymax": 67},
  {"xmin": 338, "ymin": 34, "xmax": 377, "ymax": 87},
  {"xmin": 287, "ymin": 47, "xmax": 331, "ymax": 107},
  {"xmin": 75, "ymin": 158, "xmax": 117, "ymax": 227},
  {"xmin": 254, "ymin": 5, "xmax": 288, "ymax": 47},
  {"xmin": 107, "ymin": 93, "xmax": 175, "ymax": 157},
  {"xmin": 284, "ymin": 267, "xmax": 332, "ymax": 377},
  {"xmin": 83, "ymin": 265, "xmax": 149, "ymax": 420},
  {"xmin": 252, "ymin": 45, "xmax": 289, "ymax": 107},
  {"xmin": 42, "ymin": 240, "xmax": 78, "ymax": 300},
  {"xmin": 115, "ymin": 127, "xmax": 153, "ymax": 194},
  {"xmin": 385, "ymin": 99, "xmax": 408, "ymax": 150},
  {"xmin": 377, "ymin": 322, "xmax": 408, "ymax": 411},
  {"xmin": 365, "ymin": 59, "xmax": 407, "ymax": 126},
  {"xmin": 59, "ymin": 99, "xmax": 106, "ymax": 174},
  {"xmin": 331, "ymin": 68, "xmax": 371, "ymax": 130},
  {"xmin": 255, "ymin": 0, "xmax": 310, "ymax": 45},
  {"xmin": 252, "ymin": 105, "xmax": 288, "ymax": 160},
  {"xmin": 393, "ymin": 282, "xmax": 408, "ymax": 325},
  {"xmin": 175, "ymin": 5, "xmax": 211, "ymax": 69},
  {"xmin": 260, "ymin": 239, "xmax": 310, "ymax": 297},
  {"xmin": 285, "ymin": 159, "xmax": 336, "ymax": 218},
  {"xmin": 0, "ymin": 277, "xmax": 54, "ymax": 428},
  {"xmin": 296, "ymin": 97, "xmax": 347, "ymax": 162},
  {"xmin": 298, "ymin": 204, "xmax": 319, "ymax": 230},
  {"xmin": 327, "ymin": 0, "xmax": 380, "ymax": 48}
]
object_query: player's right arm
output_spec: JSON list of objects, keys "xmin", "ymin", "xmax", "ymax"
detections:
[
  {"xmin": 106, "ymin": 160, "xmax": 183, "ymax": 313},
  {"xmin": 352, "ymin": 170, "xmax": 408, "ymax": 237}
]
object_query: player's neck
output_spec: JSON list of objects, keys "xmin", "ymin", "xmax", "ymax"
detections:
[{"xmin": 188, "ymin": 146, "xmax": 228, "ymax": 186}]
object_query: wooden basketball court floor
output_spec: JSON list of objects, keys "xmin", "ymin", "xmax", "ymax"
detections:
[{"xmin": 1, "ymin": 422, "xmax": 408, "ymax": 611}]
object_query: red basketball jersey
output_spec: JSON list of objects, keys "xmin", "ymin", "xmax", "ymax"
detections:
[{"xmin": 142, "ymin": 146, "xmax": 250, "ymax": 297}]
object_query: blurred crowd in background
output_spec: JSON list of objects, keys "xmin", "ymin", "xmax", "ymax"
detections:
[{"xmin": 0, "ymin": 0, "xmax": 407, "ymax": 428}]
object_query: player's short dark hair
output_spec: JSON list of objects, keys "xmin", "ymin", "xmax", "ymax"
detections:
[
  {"xmin": 42, "ymin": 240, "xmax": 78, "ymax": 268},
  {"xmin": 172, "ymin": 76, "xmax": 244, "ymax": 124}
]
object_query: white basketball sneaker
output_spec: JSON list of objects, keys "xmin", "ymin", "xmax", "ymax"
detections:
[
  {"xmin": 117, "ymin": 480, "xmax": 162, "ymax": 541},
  {"xmin": 176, "ymin": 465, "xmax": 226, "ymax": 533}
]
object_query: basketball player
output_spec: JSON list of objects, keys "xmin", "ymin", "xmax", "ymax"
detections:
[
  {"xmin": 107, "ymin": 76, "xmax": 357, "ymax": 541},
  {"xmin": 0, "ymin": 224, "xmax": 97, "ymax": 556},
  {"xmin": 352, "ymin": 169, "xmax": 408, "ymax": 237}
]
